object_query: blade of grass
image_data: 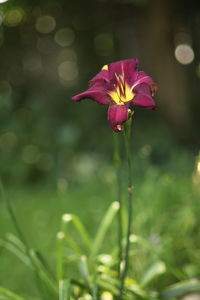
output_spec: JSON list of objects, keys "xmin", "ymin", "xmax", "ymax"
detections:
[
  {"xmin": 0, "ymin": 239, "xmax": 31, "ymax": 268},
  {"xmin": 5, "ymin": 233, "xmax": 26, "ymax": 253},
  {"xmin": 56, "ymin": 232, "xmax": 65, "ymax": 281},
  {"xmin": 79, "ymin": 255, "xmax": 91, "ymax": 289},
  {"xmin": 61, "ymin": 214, "xmax": 92, "ymax": 251},
  {"xmin": 0, "ymin": 287, "xmax": 26, "ymax": 300},
  {"xmin": 161, "ymin": 279, "xmax": 200, "ymax": 299},
  {"xmin": 71, "ymin": 215, "xmax": 92, "ymax": 249},
  {"xmin": 0, "ymin": 239, "xmax": 55, "ymax": 300},
  {"xmin": 90, "ymin": 201, "xmax": 120, "ymax": 258},
  {"xmin": 61, "ymin": 216, "xmax": 84, "ymax": 254},
  {"xmin": 0, "ymin": 180, "xmax": 28, "ymax": 248},
  {"xmin": 0, "ymin": 180, "xmax": 57, "ymax": 299},
  {"xmin": 59, "ymin": 280, "xmax": 71, "ymax": 300},
  {"xmin": 30, "ymin": 249, "xmax": 58, "ymax": 296},
  {"xmin": 140, "ymin": 261, "xmax": 166, "ymax": 287}
]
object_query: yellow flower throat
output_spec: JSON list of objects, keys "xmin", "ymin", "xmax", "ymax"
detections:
[{"xmin": 102, "ymin": 65, "xmax": 135, "ymax": 105}]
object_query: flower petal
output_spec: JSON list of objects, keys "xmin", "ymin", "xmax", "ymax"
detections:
[
  {"xmin": 107, "ymin": 104, "xmax": 129, "ymax": 132},
  {"xmin": 72, "ymin": 86, "xmax": 110, "ymax": 105},
  {"xmin": 131, "ymin": 83, "xmax": 157, "ymax": 109},
  {"xmin": 72, "ymin": 67, "xmax": 111, "ymax": 105},
  {"xmin": 130, "ymin": 71, "xmax": 156, "ymax": 91},
  {"xmin": 89, "ymin": 69, "xmax": 109, "ymax": 86},
  {"xmin": 108, "ymin": 59, "xmax": 138, "ymax": 85}
]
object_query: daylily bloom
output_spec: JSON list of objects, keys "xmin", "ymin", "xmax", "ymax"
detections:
[{"xmin": 72, "ymin": 58, "xmax": 157, "ymax": 132}]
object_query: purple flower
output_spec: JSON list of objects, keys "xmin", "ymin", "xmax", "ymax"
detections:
[{"xmin": 72, "ymin": 59, "xmax": 157, "ymax": 132}]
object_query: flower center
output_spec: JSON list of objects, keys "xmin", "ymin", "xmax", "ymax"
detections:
[{"xmin": 108, "ymin": 73, "xmax": 135, "ymax": 105}]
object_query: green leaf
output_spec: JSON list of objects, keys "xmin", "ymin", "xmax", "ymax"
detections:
[
  {"xmin": 141, "ymin": 261, "xmax": 166, "ymax": 287},
  {"xmin": 56, "ymin": 232, "xmax": 65, "ymax": 281},
  {"xmin": 5, "ymin": 233, "xmax": 26, "ymax": 253},
  {"xmin": 161, "ymin": 279, "xmax": 200, "ymax": 299},
  {"xmin": 0, "ymin": 287, "xmax": 26, "ymax": 300},
  {"xmin": 71, "ymin": 215, "xmax": 92, "ymax": 249},
  {"xmin": 59, "ymin": 280, "xmax": 71, "ymax": 300},
  {"xmin": 125, "ymin": 277, "xmax": 147, "ymax": 298},
  {"xmin": 91, "ymin": 201, "xmax": 119, "ymax": 257},
  {"xmin": 0, "ymin": 239, "xmax": 31, "ymax": 268},
  {"xmin": 30, "ymin": 249, "xmax": 58, "ymax": 296},
  {"xmin": 79, "ymin": 256, "xmax": 91, "ymax": 289},
  {"xmin": 61, "ymin": 213, "xmax": 91, "ymax": 254}
]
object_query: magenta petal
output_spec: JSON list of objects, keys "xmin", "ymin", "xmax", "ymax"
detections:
[
  {"xmin": 135, "ymin": 71, "xmax": 155, "ymax": 85},
  {"xmin": 107, "ymin": 104, "xmax": 129, "ymax": 132},
  {"xmin": 72, "ymin": 87, "xmax": 110, "ymax": 105},
  {"xmin": 132, "ymin": 93, "xmax": 157, "ymax": 109},
  {"xmin": 131, "ymin": 83, "xmax": 157, "ymax": 109},
  {"xmin": 89, "ymin": 69, "xmax": 109, "ymax": 86},
  {"xmin": 108, "ymin": 59, "xmax": 138, "ymax": 84},
  {"xmin": 134, "ymin": 82, "xmax": 152, "ymax": 95}
]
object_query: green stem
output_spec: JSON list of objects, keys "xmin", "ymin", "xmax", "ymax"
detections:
[
  {"xmin": 113, "ymin": 133, "xmax": 123, "ymax": 280},
  {"xmin": 118, "ymin": 117, "xmax": 133, "ymax": 299}
]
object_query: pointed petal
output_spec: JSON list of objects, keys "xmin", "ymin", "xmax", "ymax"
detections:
[
  {"xmin": 136, "ymin": 71, "xmax": 155, "ymax": 84},
  {"xmin": 107, "ymin": 104, "xmax": 129, "ymax": 132},
  {"xmin": 89, "ymin": 69, "xmax": 109, "ymax": 86},
  {"xmin": 131, "ymin": 71, "xmax": 156, "ymax": 91},
  {"xmin": 108, "ymin": 59, "xmax": 138, "ymax": 84},
  {"xmin": 132, "ymin": 94, "xmax": 157, "ymax": 109},
  {"xmin": 131, "ymin": 83, "xmax": 157, "ymax": 109},
  {"xmin": 72, "ymin": 86, "xmax": 110, "ymax": 105}
]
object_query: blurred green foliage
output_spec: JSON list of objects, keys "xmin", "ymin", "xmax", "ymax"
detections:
[
  {"xmin": 0, "ymin": 0, "xmax": 200, "ymax": 298},
  {"xmin": 0, "ymin": 155, "xmax": 200, "ymax": 298}
]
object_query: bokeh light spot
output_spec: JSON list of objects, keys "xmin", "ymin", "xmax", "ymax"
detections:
[
  {"xmin": 140, "ymin": 144, "xmax": 152, "ymax": 158},
  {"xmin": 36, "ymin": 15, "xmax": 56, "ymax": 34},
  {"xmin": 175, "ymin": 44, "xmax": 194, "ymax": 65},
  {"xmin": 58, "ymin": 61, "xmax": 78, "ymax": 82},
  {"xmin": 101, "ymin": 291, "xmax": 113, "ymax": 300},
  {"xmin": 94, "ymin": 33, "xmax": 114, "ymax": 56},
  {"xmin": 54, "ymin": 27, "xmax": 75, "ymax": 47},
  {"xmin": 4, "ymin": 8, "xmax": 25, "ymax": 27},
  {"xmin": 0, "ymin": 0, "xmax": 9, "ymax": 3}
]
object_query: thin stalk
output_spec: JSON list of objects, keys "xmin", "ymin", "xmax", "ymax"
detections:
[
  {"xmin": 118, "ymin": 117, "xmax": 133, "ymax": 299},
  {"xmin": 0, "ymin": 180, "xmax": 28, "ymax": 249},
  {"xmin": 113, "ymin": 133, "xmax": 123, "ymax": 280}
]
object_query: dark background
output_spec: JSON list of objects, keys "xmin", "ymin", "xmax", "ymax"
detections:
[{"xmin": 0, "ymin": 0, "xmax": 200, "ymax": 187}]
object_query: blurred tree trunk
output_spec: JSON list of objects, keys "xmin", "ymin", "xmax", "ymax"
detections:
[{"xmin": 138, "ymin": 0, "xmax": 190, "ymax": 138}]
